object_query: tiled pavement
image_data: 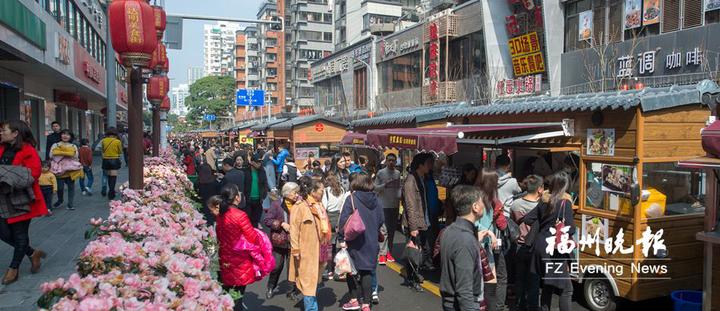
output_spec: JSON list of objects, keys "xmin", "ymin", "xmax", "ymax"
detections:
[{"xmin": 0, "ymin": 157, "xmax": 127, "ymax": 311}]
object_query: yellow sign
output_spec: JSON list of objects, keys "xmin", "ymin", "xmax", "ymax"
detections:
[
  {"xmin": 512, "ymin": 51, "xmax": 546, "ymax": 76},
  {"xmin": 352, "ymin": 138, "xmax": 365, "ymax": 145},
  {"xmin": 388, "ymin": 135, "xmax": 417, "ymax": 147},
  {"xmin": 238, "ymin": 135, "xmax": 254, "ymax": 145},
  {"xmin": 508, "ymin": 32, "xmax": 541, "ymax": 57}
]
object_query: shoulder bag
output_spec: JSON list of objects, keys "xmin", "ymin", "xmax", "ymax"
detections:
[{"xmin": 342, "ymin": 192, "xmax": 366, "ymax": 242}]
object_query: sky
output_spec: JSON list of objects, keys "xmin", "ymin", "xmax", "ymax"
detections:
[{"xmin": 165, "ymin": 0, "xmax": 265, "ymax": 90}]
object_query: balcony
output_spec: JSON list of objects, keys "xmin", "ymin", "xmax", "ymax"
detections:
[
  {"xmin": 369, "ymin": 23, "xmax": 395, "ymax": 36},
  {"xmin": 423, "ymin": 14, "xmax": 458, "ymax": 42},
  {"xmin": 422, "ymin": 81, "xmax": 458, "ymax": 104}
]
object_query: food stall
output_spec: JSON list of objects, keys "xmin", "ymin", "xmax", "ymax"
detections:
[
  {"xmin": 268, "ymin": 115, "xmax": 348, "ymax": 170},
  {"xmin": 678, "ymin": 121, "xmax": 720, "ymax": 311},
  {"xmin": 248, "ymin": 118, "xmax": 289, "ymax": 148},
  {"xmin": 442, "ymin": 80, "xmax": 720, "ymax": 311}
]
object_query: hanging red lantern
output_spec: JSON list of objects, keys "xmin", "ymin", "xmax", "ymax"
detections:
[
  {"xmin": 152, "ymin": 5, "xmax": 166, "ymax": 40},
  {"xmin": 149, "ymin": 42, "xmax": 167, "ymax": 72},
  {"xmin": 162, "ymin": 56, "xmax": 170, "ymax": 73},
  {"xmin": 159, "ymin": 96, "xmax": 171, "ymax": 112},
  {"xmin": 147, "ymin": 75, "xmax": 169, "ymax": 105},
  {"xmin": 108, "ymin": 0, "xmax": 157, "ymax": 67}
]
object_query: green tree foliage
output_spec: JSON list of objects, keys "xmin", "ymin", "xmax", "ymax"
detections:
[
  {"xmin": 185, "ymin": 76, "xmax": 236, "ymax": 126},
  {"xmin": 167, "ymin": 113, "xmax": 194, "ymax": 133}
]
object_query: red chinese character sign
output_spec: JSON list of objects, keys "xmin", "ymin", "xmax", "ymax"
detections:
[
  {"xmin": 428, "ymin": 21, "xmax": 440, "ymax": 98},
  {"xmin": 496, "ymin": 74, "xmax": 542, "ymax": 97},
  {"xmin": 314, "ymin": 123, "xmax": 325, "ymax": 133}
]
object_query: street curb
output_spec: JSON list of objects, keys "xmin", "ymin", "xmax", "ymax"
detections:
[{"xmin": 385, "ymin": 262, "xmax": 441, "ymax": 297}]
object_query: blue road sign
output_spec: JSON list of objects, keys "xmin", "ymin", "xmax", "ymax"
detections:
[
  {"xmin": 250, "ymin": 89, "xmax": 265, "ymax": 107},
  {"xmin": 204, "ymin": 114, "xmax": 216, "ymax": 121},
  {"xmin": 236, "ymin": 89, "xmax": 249, "ymax": 106}
]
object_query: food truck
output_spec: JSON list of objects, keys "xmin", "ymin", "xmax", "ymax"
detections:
[{"xmin": 356, "ymin": 81, "xmax": 720, "ymax": 310}]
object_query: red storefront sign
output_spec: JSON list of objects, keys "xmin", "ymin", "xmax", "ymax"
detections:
[
  {"xmin": 428, "ymin": 21, "xmax": 440, "ymax": 98},
  {"xmin": 314, "ymin": 122, "xmax": 325, "ymax": 133},
  {"xmin": 73, "ymin": 42, "xmax": 106, "ymax": 95}
]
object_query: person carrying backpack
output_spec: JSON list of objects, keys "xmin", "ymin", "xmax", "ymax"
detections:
[{"xmin": 510, "ymin": 175, "xmax": 543, "ymax": 311}]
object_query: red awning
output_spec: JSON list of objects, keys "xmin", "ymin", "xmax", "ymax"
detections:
[
  {"xmin": 248, "ymin": 131, "xmax": 263, "ymax": 138},
  {"xmin": 365, "ymin": 122, "xmax": 571, "ymax": 155},
  {"xmin": 340, "ymin": 132, "xmax": 367, "ymax": 146}
]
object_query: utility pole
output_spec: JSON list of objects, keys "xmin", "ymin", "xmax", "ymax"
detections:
[{"xmin": 103, "ymin": 2, "xmax": 117, "ymax": 128}]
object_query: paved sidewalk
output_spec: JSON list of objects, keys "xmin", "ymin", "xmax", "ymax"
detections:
[{"xmin": 0, "ymin": 157, "xmax": 127, "ymax": 311}]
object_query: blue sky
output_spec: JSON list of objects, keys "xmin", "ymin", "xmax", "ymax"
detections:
[{"xmin": 165, "ymin": 0, "xmax": 264, "ymax": 89}]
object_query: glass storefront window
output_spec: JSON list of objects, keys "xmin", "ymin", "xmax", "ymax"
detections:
[
  {"xmin": 296, "ymin": 142, "xmax": 339, "ymax": 158},
  {"xmin": 378, "ymin": 50, "xmax": 421, "ymax": 93},
  {"xmin": 642, "ymin": 163, "xmax": 706, "ymax": 216},
  {"xmin": 44, "ymin": 102, "xmax": 57, "ymax": 137},
  {"xmin": 585, "ymin": 162, "xmax": 637, "ymax": 212}
]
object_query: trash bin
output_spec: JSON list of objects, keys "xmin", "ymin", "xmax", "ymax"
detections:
[{"xmin": 671, "ymin": 290, "xmax": 702, "ymax": 311}]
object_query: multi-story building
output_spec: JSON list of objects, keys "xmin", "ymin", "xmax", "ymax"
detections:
[
  {"xmin": 333, "ymin": 0, "xmax": 420, "ymax": 51},
  {"xmin": 286, "ymin": 0, "xmax": 334, "ymax": 109},
  {"xmin": 169, "ymin": 84, "xmax": 190, "ymax": 116},
  {"xmin": 256, "ymin": 0, "xmax": 287, "ymax": 111},
  {"xmin": 203, "ymin": 22, "xmax": 241, "ymax": 77},
  {"xmin": 557, "ymin": 0, "xmax": 720, "ymax": 95},
  {"xmin": 187, "ymin": 66, "xmax": 205, "ymax": 85},
  {"xmin": 0, "ymin": 0, "xmax": 127, "ymax": 156}
]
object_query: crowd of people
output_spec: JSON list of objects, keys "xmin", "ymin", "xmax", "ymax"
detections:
[
  {"xmin": 171, "ymin": 135, "xmax": 578, "ymax": 311},
  {"xmin": 0, "ymin": 120, "xmax": 141, "ymax": 285}
]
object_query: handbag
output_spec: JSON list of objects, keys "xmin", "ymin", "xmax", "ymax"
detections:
[
  {"xmin": 319, "ymin": 242, "xmax": 333, "ymax": 263},
  {"xmin": 342, "ymin": 192, "xmax": 366, "ymax": 242},
  {"xmin": 270, "ymin": 230, "xmax": 289, "ymax": 248},
  {"xmin": 553, "ymin": 200, "xmax": 576, "ymax": 250}
]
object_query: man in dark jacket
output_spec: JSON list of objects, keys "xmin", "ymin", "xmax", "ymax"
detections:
[
  {"xmin": 45, "ymin": 121, "xmax": 61, "ymax": 160},
  {"xmin": 244, "ymin": 151, "xmax": 269, "ymax": 228},
  {"xmin": 220, "ymin": 157, "xmax": 245, "ymax": 206},
  {"xmin": 440, "ymin": 185, "xmax": 486, "ymax": 311}
]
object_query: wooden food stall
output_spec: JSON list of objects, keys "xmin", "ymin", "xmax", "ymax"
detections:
[
  {"xmin": 444, "ymin": 80, "xmax": 720, "ymax": 311},
  {"xmin": 248, "ymin": 118, "xmax": 289, "ymax": 148},
  {"xmin": 268, "ymin": 115, "xmax": 348, "ymax": 170}
]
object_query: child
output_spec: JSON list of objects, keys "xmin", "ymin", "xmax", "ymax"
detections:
[
  {"xmin": 39, "ymin": 161, "xmax": 57, "ymax": 215},
  {"xmin": 78, "ymin": 138, "xmax": 94, "ymax": 195},
  {"xmin": 207, "ymin": 195, "xmax": 222, "ymax": 221}
]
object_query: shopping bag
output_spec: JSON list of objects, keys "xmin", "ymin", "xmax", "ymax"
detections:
[
  {"xmin": 343, "ymin": 193, "xmax": 366, "ymax": 241},
  {"xmin": 334, "ymin": 248, "xmax": 357, "ymax": 276}
]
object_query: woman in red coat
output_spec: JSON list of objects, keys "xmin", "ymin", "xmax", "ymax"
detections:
[
  {"xmin": 216, "ymin": 184, "xmax": 259, "ymax": 311},
  {"xmin": 183, "ymin": 150, "xmax": 196, "ymax": 175},
  {"xmin": 0, "ymin": 120, "xmax": 48, "ymax": 285}
]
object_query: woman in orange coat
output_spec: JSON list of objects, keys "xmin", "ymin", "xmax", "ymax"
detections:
[{"xmin": 0, "ymin": 120, "xmax": 48, "ymax": 284}]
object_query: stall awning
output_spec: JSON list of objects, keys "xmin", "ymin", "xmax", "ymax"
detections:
[
  {"xmin": 677, "ymin": 156, "xmax": 720, "ymax": 169},
  {"xmin": 248, "ymin": 131, "xmax": 263, "ymax": 138},
  {"xmin": 340, "ymin": 132, "xmax": 367, "ymax": 147},
  {"xmin": 365, "ymin": 121, "xmax": 574, "ymax": 155}
]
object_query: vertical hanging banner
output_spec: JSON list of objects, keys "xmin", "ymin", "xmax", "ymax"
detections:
[
  {"xmin": 624, "ymin": 0, "xmax": 642, "ymax": 29},
  {"xmin": 578, "ymin": 10, "xmax": 593, "ymax": 41},
  {"xmin": 643, "ymin": 0, "xmax": 661, "ymax": 25},
  {"xmin": 428, "ymin": 21, "xmax": 440, "ymax": 98}
]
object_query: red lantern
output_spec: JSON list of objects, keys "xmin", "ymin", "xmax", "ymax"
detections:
[
  {"xmin": 159, "ymin": 96, "xmax": 171, "ymax": 112},
  {"xmin": 152, "ymin": 5, "xmax": 166, "ymax": 40},
  {"xmin": 147, "ymin": 75, "xmax": 169, "ymax": 104},
  {"xmin": 149, "ymin": 42, "xmax": 167, "ymax": 72},
  {"xmin": 109, "ymin": 0, "xmax": 158, "ymax": 67},
  {"xmin": 162, "ymin": 57, "xmax": 169, "ymax": 73}
]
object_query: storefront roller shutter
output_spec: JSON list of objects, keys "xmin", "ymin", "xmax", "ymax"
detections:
[
  {"xmin": 683, "ymin": 0, "xmax": 703, "ymax": 28},
  {"xmin": 663, "ymin": 0, "xmax": 681, "ymax": 32}
]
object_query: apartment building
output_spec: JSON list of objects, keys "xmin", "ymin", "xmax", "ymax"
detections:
[
  {"xmin": 187, "ymin": 66, "xmax": 205, "ymax": 85},
  {"xmin": 170, "ymin": 84, "xmax": 189, "ymax": 116},
  {"xmin": 286, "ymin": 0, "xmax": 334, "ymax": 108},
  {"xmin": 203, "ymin": 22, "xmax": 241, "ymax": 77},
  {"xmin": 256, "ymin": 0, "xmax": 287, "ymax": 110},
  {"xmin": 333, "ymin": 0, "xmax": 420, "ymax": 51}
]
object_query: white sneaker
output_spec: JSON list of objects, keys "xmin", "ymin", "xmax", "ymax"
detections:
[
  {"xmin": 372, "ymin": 290, "xmax": 379, "ymax": 304},
  {"xmin": 82, "ymin": 191, "xmax": 88, "ymax": 196},
  {"xmin": 85, "ymin": 188, "xmax": 93, "ymax": 195}
]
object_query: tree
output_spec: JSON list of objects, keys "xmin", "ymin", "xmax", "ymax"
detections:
[
  {"xmin": 185, "ymin": 75, "xmax": 236, "ymax": 128},
  {"xmin": 167, "ymin": 113, "xmax": 195, "ymax": 133}
]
